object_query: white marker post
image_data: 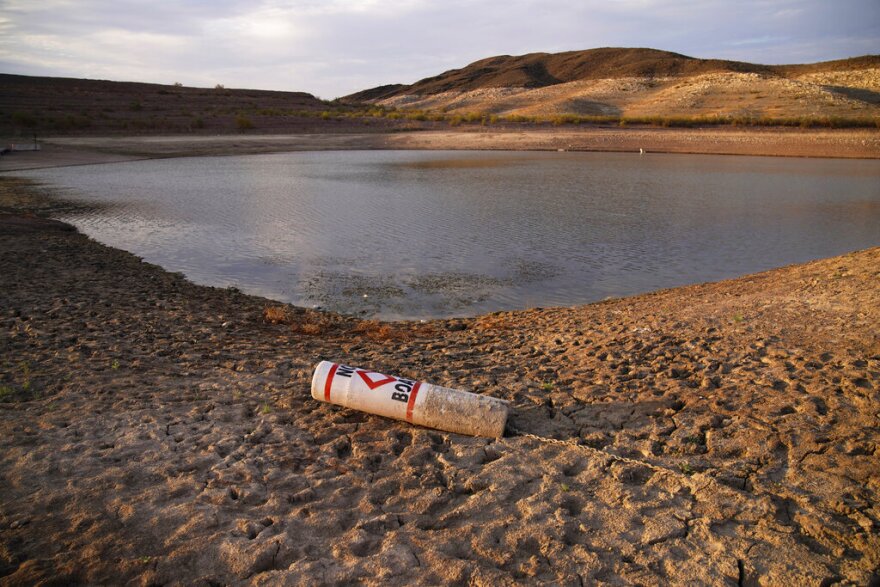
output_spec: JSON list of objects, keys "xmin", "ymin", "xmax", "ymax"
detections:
[{"xmin": 311, "ymin": 361, "xmax": 509, "ymax": 438}]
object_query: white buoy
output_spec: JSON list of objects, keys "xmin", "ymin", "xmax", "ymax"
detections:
[
  {"xmin": 311, "ymin": 361, "xmax": 509, "ymax": 438},
  {"xmin": 639, "ymin": 148, "xmax": 645, "ymax": 155}
]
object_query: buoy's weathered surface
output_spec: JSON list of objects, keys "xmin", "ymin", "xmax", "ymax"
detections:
[{"xmin": 311, "ymin": 361, "xmax": 509, "ymax": 438}]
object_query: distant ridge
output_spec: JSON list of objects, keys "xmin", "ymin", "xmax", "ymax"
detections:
[
  {"xmin": 0, "ymin": 74, "xmax": 333, "ymax": 135},
  {"xmin": 344, "ymin": 48, "xmax": 880, "ymax": 100},
  {"xmin": 0, "ymin": 73, "xmax": 320, "ymax": 101},
  {"xmin": 342, "ymin": 48, "xmax": 880, "ymax": 122},
  {"xmin": 345, "ymin": 83, "xmax": 408, "ymax": 103}
]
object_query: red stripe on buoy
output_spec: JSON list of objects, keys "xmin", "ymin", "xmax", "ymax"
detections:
[
  {"xmin": 324, "ymin": 363, "xmax": 339, "ymax": 401},
  {"xmin": 356, "ymin": 370, "xmax": 397, "ymax": 390},
  {"xmin": 406, "ymin": 381, "xmax": 422, "ymax": 422}
]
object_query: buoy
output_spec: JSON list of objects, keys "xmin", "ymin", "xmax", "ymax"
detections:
[
  {"xmin": 639, "ymin": 148, "xmax": 645, "ymax": 155},
  {"xmin": 311, "ymin": 361, "xmax": 509, "ymax": 438}
]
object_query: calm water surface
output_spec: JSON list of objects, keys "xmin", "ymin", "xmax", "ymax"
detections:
[{"xmin": 17, "ymin": 150, "xmax": 880, "ymax": 319}]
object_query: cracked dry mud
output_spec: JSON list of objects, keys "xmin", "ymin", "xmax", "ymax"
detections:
[{"xmin": 0, "ymin": 178, "xmax": 878, "ymax": 585}]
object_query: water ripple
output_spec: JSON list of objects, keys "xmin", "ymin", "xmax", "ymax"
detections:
[{"xmin": 16, "ymin": 150, "xmax": 880, "ymax": 319}]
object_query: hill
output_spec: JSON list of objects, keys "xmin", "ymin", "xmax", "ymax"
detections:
[
  {"xmin": 0, "ymin": 74, "xmax": 389, "ymax": 136},
  {"xmin": 343, "ymin": 48, "xmax": 880, "ymax": 122}
]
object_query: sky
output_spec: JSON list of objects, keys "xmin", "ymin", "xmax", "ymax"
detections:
[{"xmin": 0, "ymin": 0, "xmax": 877, "ymax": 99}]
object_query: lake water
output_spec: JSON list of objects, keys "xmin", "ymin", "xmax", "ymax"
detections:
[{"xmin": 16, "ymin": 150, "xmax": 880, "ymax": 319}]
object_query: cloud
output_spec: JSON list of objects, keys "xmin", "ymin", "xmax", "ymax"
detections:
[
  {"xmin": 0, "ymin": 0, "xmax": 877, "ymax": 98},
  {"xmin": 726, "ymin": 36, "xmax": 790, "ymax": 48}
]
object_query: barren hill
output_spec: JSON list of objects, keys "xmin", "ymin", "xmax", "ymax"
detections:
[
  {"xmin": 0, "ymin": 74, "xmax": 344, "ymax": 136},
  {"xmin": 344, "ymin": 48, "xmax": 880, "ymax": 121}
]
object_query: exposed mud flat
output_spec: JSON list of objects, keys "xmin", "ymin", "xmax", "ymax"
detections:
[
  {"xmin": 1, "ymin": 126, "xmax": 878, "ymax": 176},
  {"xmin": 0, "ymin": 177, "xmax": 878, "ymax": 585}
]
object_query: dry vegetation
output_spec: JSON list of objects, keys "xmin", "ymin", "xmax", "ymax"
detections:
[
  {"xmin": 261, "ymin": 305, "xmax": 343, "ymax": 336},
  {"xmin": 262, "ymin": 306, "xmax": 412, "ymax": 341},
  {"xmin": 261, "ymin": 305, "xmax": 291, "ymax": 325}
]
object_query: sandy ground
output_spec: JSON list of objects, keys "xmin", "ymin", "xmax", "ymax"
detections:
[
  {"xmin": 1, "ymin": 127, "xmax": 878, "ymax": 172},
  {"xmin": 0, "ymin": 177, "xmax": 878, "ymax": 585}
]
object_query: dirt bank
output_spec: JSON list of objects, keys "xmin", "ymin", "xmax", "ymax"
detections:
[
  {"xmin": 1, "ymin": 126, "xmax": 878, "ymax": 172},
  {"xmin": 0, "ymin": 177, "xmax": 878, "ymax": 585}
]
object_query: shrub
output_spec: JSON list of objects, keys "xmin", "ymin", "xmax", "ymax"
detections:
[
  {"xmin": 299, "ymin": 322, "xmax": 325, "ymax": 335},
  {"xmin": 263, "ymin": 306, "xmax": 338, "ymax": 335},
  {"xmin": 294, "ymin": 313, "xmax": 334, "ymax": 336},
  {"xmin": 263, "ymin": 305, "xmax": 290, "ymax": 324},
  {"xmin": 11, "ymin": 111, "xmax": 38, "ymax": 127},
  {"xmin": 503, "ymin": 114, "xmax": 539, "ymax": 124},
  {"xmin": 353, "ymin": 320, "xmax": 409, "ymax": 342},
  {"xmin": 49, "ymin": 114, "xmax": 91, "ymax": 131},
  {"xmin": 235, "ymin": 115, "xmax": 254, "ymax": 130}
]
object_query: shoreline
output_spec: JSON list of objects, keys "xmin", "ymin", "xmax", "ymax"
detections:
[
  {"xmin": 1, "ymin": 126, "xmax": 878, "ymax": 171},
  {"xmin": 1, "ymin": 179, "xmax": 879, "ymax": 583}
]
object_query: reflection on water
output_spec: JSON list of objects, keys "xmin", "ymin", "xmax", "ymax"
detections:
[
  {"xmin": 389, "ymin": 156, "xmax": 538, "ymax": 169},
  {"xmin": 16, "ymin": 150, "xmax": 880, "ymax": 319}
]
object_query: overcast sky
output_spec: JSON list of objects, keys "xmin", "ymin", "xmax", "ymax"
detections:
[{"xmin": 1, "ymin": 0, "xmax": 877, "ymax": 99}]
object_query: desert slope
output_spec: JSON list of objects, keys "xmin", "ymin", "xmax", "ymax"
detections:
[
  {"xmin": 0, "ymin": 74, "xmax": 382, "ymax": 136},
  {"xmin": 346, "ymin": 48, "xmax": 880, "ymax": 121}
]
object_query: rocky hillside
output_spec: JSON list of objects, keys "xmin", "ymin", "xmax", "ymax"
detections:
[{"xmin": 345, "ymin": 48, "xmax": 880, "ymax": 121}]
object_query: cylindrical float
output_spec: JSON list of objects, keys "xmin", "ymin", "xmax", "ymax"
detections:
[{"xmin": 311, "ymin": 360, "xmax": 509, "ymax": 438}]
